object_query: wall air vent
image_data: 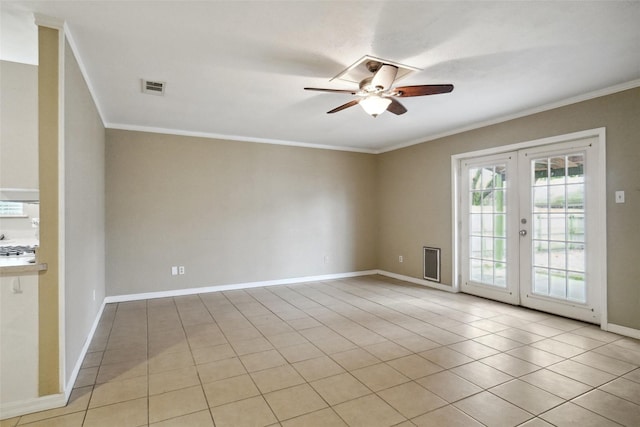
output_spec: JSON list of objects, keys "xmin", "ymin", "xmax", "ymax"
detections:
[
  {"xmin": 423, "ymin": 247, "xmax": 441, "ymax": 283},
  {"xmin": 141, "ymin": 79, "xmax": 165, "ymax": 96}
]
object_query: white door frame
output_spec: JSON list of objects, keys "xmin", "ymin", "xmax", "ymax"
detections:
[{"xmin": 451, "ymin": 128, "xmax": 607, "ymax": 326}]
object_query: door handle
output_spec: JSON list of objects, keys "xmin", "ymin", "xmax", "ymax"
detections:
[{"xmin": 519, "ymin": 229, "xmax": 527, "ymax": 236}]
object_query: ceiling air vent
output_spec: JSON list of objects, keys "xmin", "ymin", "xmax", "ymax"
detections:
[{"xmin": 141, "ymin": 79, "xmax": 165, "ymax": 96}]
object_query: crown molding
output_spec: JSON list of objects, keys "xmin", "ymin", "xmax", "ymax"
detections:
[
  {"xmin": 106, "ymin": 123, "xmax": 377, "ymax": 154},
  {"xmin": 377, "ymin": 79, "xmax": 640, "ymax": 154}
]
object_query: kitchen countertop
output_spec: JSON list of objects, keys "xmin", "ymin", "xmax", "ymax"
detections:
[
  {"xmin": 0, "ymin": 257, "xmax": 47, "ymax": 275},
  {"xmin": 0, "ymin": 263, "xmax": 47, "ymax": 275}
]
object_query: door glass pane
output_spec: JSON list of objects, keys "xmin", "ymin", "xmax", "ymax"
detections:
[
  {"xmin": 533, "ymin": 240, "xmax": 549, "ymax": 267},
  {"xmin": 549, "ymin": 186, "xmax": 565, "ymax": 210},
  {"xmin": 471, "ymin": 236, "xmax": 482, "ymax": 258},
  {"xmin": 495, "ymin": 263, "xmax": 507, "ymax": 287},
  {"xmin": 534, "ymin": 214, "xmax": 549, "ymax": 239},
  {"xmin": 568, "ymin": 272, "xmax": 586, "ymax": 302},
  {"xmin": 549, "ymin": 157, "xmax": 566, "ymax": 185},
  {"xmin": 471, "ymin": 259, "xmax": 482, "ymax": 282},
  {"xmin": 482, "ymin": 262, "xmax": 494, "ymax": 283},
  {"xmin": 566, "ymin": 184, "xmax": 584, "ymax": 212},
  {"xmin": 550, "ymin": 269, "xmax": 567, "ymax": 298},
  {"xmin": 482, "ymin": 213, "xmax": 494, "ymax": 235},
  {"xmin": 533, "ymin": 160, "xmax": 549, "ymax": 185},
  {"xmin": 549, "ymin": 242, "xmax": 566, "ymax": 270},
  {"xmin": 468, "ymin": 163, "xmax": 508, "ymax": 288},
  {"xmin": 530, "ymin": 153, "xmax": 586, "ymax": 303},
  {"xmin": 533, "ymin": 187, "xmax": 548, "ymax": 212},
  {"xmin": 549, "ymin": 214, "xmax": 566, "ymax": 241},
  {"xmin": 494, "ymin": 238, "xmax": 506, "ymax": 262},
  {"xmin": 482, "ymin": 238, "xmax": 494, "ymax": 259},
  {"xmin": 567, "ymin": 243, "xmax": 585, "ymax": 271},
  {"xmin": 495, "ymin": 215, "xmax": 506, "ymax": 237},
  {"xmin": 493, "ymin": 165, "xmax": 506, "ymax": 188},
  {"xmin": 567, "ymin": 154, "xmax": 585, "ymax": 183},
  {"xmin": 470, "ymin": 213, "xmax": 482, "ymax": 235},
  {"xmin": 534, "ymin": 268, "xmax": 549, "ymax": 294},
  {"xmin": 494, "ymin": 190, "xmax": 506, "ymax": 213}
]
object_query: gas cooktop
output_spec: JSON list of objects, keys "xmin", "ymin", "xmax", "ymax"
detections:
[{"xmin": 0, "ymin": 245, "xmax": 37, "ymax": 257}]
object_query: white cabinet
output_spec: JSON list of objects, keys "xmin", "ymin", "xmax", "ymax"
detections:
[{"xmin": 0, "ymin": 273, "xmax": 39, "ymax": 405}]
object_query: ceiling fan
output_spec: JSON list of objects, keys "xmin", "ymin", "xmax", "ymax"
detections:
[{"xmin": 304, "ymin": 60, "xmax": 454, "ymax": 117}]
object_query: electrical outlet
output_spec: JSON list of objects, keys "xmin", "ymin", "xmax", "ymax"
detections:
[
  {"xmin": 178, "ymin": 266, "xmax": 185, "ymax": 275},
  {"xmin": 399, "ymin": 255, "xmax": 403, "ymax": 263},
  {"xmin": 171, "ymin": 266, "xmax": 178, "ymax": 276},
  {"xmin": 615, "ymin": 190, "xmax": 625, "ymax": 204},
  {"xmin": 93, "ymin": 289, "xmax": 96, "ymax": 301}
]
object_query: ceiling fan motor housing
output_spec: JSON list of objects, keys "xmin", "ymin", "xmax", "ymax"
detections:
[
  {"xmin": 365, "ymin": 60, "xmax": 382, "ymax": 73},
  {"xmin": 359, "ymin": 77, "xmax": 380, "ymax": 93}
]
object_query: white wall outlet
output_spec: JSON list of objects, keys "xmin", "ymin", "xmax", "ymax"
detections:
[
  {"xmin": 171, "ymin": 266, "xmax": 178, "ymax": 276},
  {"xmin": 399, "ymin": 255, "xmax": 403, "ymax": 263},
  {"xmin": 178, "ymin": 266, "xmax": 185, "ymax": 275},
  {"xmin": 615, "ymin": 190, "xmax": 625, "ymax": 204},
  {"xmin": 31, "ymin": 218, "xmax": 40, "ymax": 228},
  {"xmin": 93, "ymin": 289, "xmax": 96, "ymax": 301}
]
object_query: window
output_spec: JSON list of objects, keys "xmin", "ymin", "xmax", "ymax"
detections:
[{"xmin": 0, "ymin": 201, "xmax": 25, "ymax": 217}]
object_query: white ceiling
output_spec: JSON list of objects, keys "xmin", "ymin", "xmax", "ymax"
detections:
[{"xmin": 2, "ymin": 1, "xmax": 640, "ymax": 153}]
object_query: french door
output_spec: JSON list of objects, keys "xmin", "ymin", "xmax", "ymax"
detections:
[
  {"xmin": 460, "ymin": 153, "xmax": 519, "ymax": 305},
  {"xmin": 460, "ymin": 136, "xmax": 602, "ymax": 323}
]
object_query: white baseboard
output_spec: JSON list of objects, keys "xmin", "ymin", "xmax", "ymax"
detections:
[
  {"xmin": 376, "ymin": 270, "xmax": 457, "ymax": 293},
  {"xmin": 0, "ymin": 393, "xmax": 66, "ymax": 421},
  {"xmin": 105, "ymin": 270, "xmax": 378, "ymax": 304},
  {"xmin": 64, "ymin": 300, "xmax": 107, "ymax": 400},
  {"xmin": 606, "ymin": 323, "xmax": 640, "ymax": 340}
]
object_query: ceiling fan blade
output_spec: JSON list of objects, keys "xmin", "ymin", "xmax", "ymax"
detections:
[
  {"xmin": 304, "ymin": 87, "xmax": 357, "ymax": 95},
  {"xmin": 327, "ymin": 99, "xmax": 360, "ymax": 114},
  {"xmin": 394, "ymin": 84, "xmax": 454, "ymax": 97},
  {"xmin": 387, "ymin": 98, "xmax": 407, "ymax": 115},
  {"xmin": 371, "ymin": 64, "xmax": 398, "ymax": 90}
]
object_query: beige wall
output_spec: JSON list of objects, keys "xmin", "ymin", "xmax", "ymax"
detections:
[
  {"xmin": 63, "ymin": 40, "xmax": 105, "ymax": 386},
  {"xmin": 104, "ymin": 88, "xmax": 638, "ymax": 331},
  {"xmin": 0, "ymin": 60, "xmax": 38, "ymax": 190},
  {"xmin": 37, "ymin": 25, "xmax": 60, "ymax": 396},
  {"xmin": 378, "ymin": 87, "xmax": 640, "ymax": 330},
  {"xmin": 105, "ymin": 130, "xmax": 377, "ymax": 296}
]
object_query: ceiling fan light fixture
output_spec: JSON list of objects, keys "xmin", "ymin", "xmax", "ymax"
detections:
[{"xmin": 360, "ymin": 95, "xmax": 391, "ymax": 117}]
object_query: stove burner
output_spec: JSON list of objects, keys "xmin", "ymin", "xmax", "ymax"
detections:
[{"xmin": 0, "ymin": 245, "xmax": 37, "ymax": 257}]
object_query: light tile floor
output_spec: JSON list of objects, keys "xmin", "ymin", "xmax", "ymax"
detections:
[{"xmin": 4, "ymin": 275, "xmax": 640, "ymax": 426}]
